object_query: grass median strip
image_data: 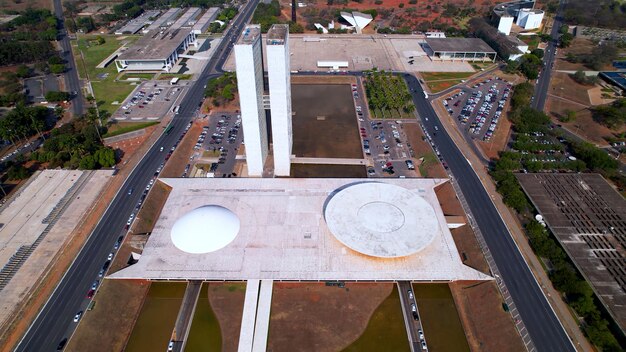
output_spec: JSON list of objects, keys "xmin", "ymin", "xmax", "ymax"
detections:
[{"xmin": 103, "ymin": 121, "xmax": 159, "ymax": 138}]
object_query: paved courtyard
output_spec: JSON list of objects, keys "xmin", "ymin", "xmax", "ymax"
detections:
[
  {"xmin": 223, "ymin": 34, "xmax": 474, "ymax": 73},
  {"xmin": 0, "ymin": 170, "xmax": 112, "ymax": 330}
]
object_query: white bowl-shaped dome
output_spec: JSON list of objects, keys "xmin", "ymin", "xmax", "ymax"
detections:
[{"xmin": 171, "ymin": 205, "xmax": 240, "ymax": 254}]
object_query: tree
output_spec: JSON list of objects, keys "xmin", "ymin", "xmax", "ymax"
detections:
[
  {"xmin": 6, "ymin": 164, "xmax": 30, "ymax": 180},
  {"xmin": 559, "ymin": 33, "xmax": 574, "ymax": 48},
  {"xmin": 79, "ymin": 155, "xmax": 96, "ymax": 169},
  {"xmin": 94, "ymin": 148, "xmax": 115, "ymax": 167},
  {"xmin": 45, "ymin": 91, "xmax": 71, "ymax": 102},
  {"xmin": 559, "ymin": 24, "xmax": 569, "ymax": 34},
  {"xmin": 49, "ymin": 64, "xmax": 66, "ymax": 74},
  {"xmin": 530, "ymin": 48, "xmax": 544, "ymax": 59}
]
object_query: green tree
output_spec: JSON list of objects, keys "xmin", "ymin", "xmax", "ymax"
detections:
[
  {"xmin": 560, "ymin": 33, "xmax": 574, "ymax": 48},
  {"xmin": 45, "ymin": 91, "xmax": 70, "ymax": 102},
  {"xmin": 79, "ymin": 155, "xmax": 96, "ymax": 169},
  {"xmin": 6, "ymin": 164, "xmax": 30, "ymax": 180}
]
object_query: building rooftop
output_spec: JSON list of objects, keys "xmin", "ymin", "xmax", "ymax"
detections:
[
  {"xmin": 111, "ymin": 178, "xmax": 490, "ymax": 282},
  {"xmin": 426, "ymin": 38, "xmax": 496, "ymax": 53},
  {"xmin": 118, "ymin": 29, "xmax": 192, "ymax": 61},
  {"xmin": 145, "ymin": 7, "xmax": 181, "ymax": 32},
  {"xmin": 192, "ymin": 7, "xmax": 219, "ymax": 32},
  {"xmin": 267, "ymin": 24, "xmax": 288, "ymax": 44},
  {"xmin": 238, "ymin": 25, "xmax": 261, "ymax": 45},
  {"xmin": 517, "ymin": 173, "xmax": 626, "ymax": 331},
  {"xmin": 116, "ymin": 10, "xmax": 161, "ymax": 34},
  {"xmin": 171, "ymin": 7, "xmax": 200, "ymax": 29}
]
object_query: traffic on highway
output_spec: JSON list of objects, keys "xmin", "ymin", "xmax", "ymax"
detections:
[{"xmin": 15, "ymin": 1, "xmax": 261, "ymax": 350}]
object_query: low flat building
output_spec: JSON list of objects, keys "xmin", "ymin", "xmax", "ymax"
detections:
[
  {"xmin": 192, "ymin": 7, "xmax": 220, "ymax": 34},
  {"xmin": 115, "ymin": 10, "xmax": 161, "ymax": 35},
  {"xmin": 424, "ymin": 38, "xmax": 497, "ymax": 62},
  {"xmin": 171, "ymin": 7, "xmax": 201, "ymax": 30},
  {"xmin": 143, "ymin": 7, "xmax": 182, "ymax": 33},
  {"xmin": 0, "ymin": 170, "xmax": 112, "ymax": 333},
  {"xmin": 111, "ymin": 178, "xmax": 489, "ymax": 282},
  {"xmin": 115, "ymin": 29, "xmax": 197, "ymax": 72},
  {"xmin": 517, "ymin": 173, "xmax": 626, "ymax": 333},
  {"xmin": 600, "ymin": 71, "xmax": 626, "ymax": 92}
]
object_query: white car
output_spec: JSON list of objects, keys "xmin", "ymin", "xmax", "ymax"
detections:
[
  {"xmin": 73, "ymin": 311, "xmax": 83, "ymax": 322},
  {"xmin": 418, "ymin": 329, "xmax": 424, "ymax": 340},
  {"xmin": 168, "ymin": 341, "xmax": 174, "ymax": 351},
  {"xmin": 107, "ymin": 252, "xmax": 114, "ymax": 261}
]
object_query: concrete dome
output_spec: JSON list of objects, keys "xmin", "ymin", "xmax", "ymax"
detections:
[
  {"xmin": 324, "ymin": 182, "xmax": 439, "ymax": 258},
  {"xmin": 171, "ymin": 205, "xmax": 240, "ymax": 254}
]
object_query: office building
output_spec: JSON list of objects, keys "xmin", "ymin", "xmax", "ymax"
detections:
[
  {"xmin": 234, "ymin": 25, "xmax": 268, "ymax": 176},
  {"xmin": 266, "ymin": 24, "xmax": 292, "ymax": 176}
]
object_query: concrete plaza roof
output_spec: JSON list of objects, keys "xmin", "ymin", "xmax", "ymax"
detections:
[
  {"xmin": 111, "ymin": 178, "xmax": 489, "ymax": 282},
  {"xmin": 426, "ymin": 38, "xmax": 496, "ymax": 53},
  {"xmin": 324, "ymin": 182, "xmax": 439, "ymax": 258}
]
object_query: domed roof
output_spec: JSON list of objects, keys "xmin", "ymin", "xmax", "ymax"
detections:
[
  {"xmin": 171, "ymin": 205, "xmax": 240, "ymax": 254},
  {"xmin": 324, "ymin": 182, "xmax": 439, "ymax": 258}
]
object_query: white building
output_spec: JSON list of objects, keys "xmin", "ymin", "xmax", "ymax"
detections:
[
  {"xmin": 192, "ymin": 7, "xmax": 219, "ymax": 34},
  {"xmin": 115, "ymin": 29, "xmax": 197, "ymax": 72},
  {"xmin": 339, "ymin": 11, "xmax": 373, "ymax": 34},
  {"xmin": 234, "ymin": 25, "xmax": 268, "ymax": 177},
  {"xmin": 497, "ymin": 15, "xmax": 514, "ymax": 36},
  {"xmin": 111, "ymin": 178, "xmax": 490, "ymax": 282},
  {"xmin": 516, "ymin": 9, "xmax": 544, "ymax": 30},
  {"xmin": 266, "ymin": 25, "xmax": 292, "ymax": 177}
]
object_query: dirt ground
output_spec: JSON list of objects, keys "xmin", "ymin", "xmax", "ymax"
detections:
[
  {"xmin": 207, "ymin": 282, "xmax": 246, "ymax": 352},
  {"xmin": 0, "ymin": 0, "xmax": 52, "ymax": 12},
  {"xmin": 555, "ymin": 38, "xmax": 615, "ymax": 72},
  {"xmin": 477, "ymin": 105, "xmax": 512, "ymax": 160},
  {"xmin": 161, "ymin": 119, "xmax": 205, "ymax": 178},
  {"xmin": 267, "ymin": 282, "xmax": 392, "ymax": 352},
  {"xmin": 291, "ymin": 84, "xmax": 363, "ymax": 159},
  {"xmin": 281, "ymin": 0, "xmax": 499, "ymax": 33},
  {"xmin": 547, "ymin": 72, "xmax": 625, "ymax": 146},
  {"xmin": 450, "ymin": 281, "xmax": 525, "ymax": 352},
  {"xmin": 403, "ymin": 123, "xmax": 447, "ymax": 178},
  {"xmin": 290, "ymin": 164, "xmax": 367, "ymax": 178},
  {"xmin": 106, "ymin": 124, "xmax": 161, "ymax": 165},
  {"xmin": 66, "ymin": 279, "xmax": 151, "ymax": 352}
]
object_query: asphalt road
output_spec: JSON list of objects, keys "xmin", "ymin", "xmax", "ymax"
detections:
[
  {"xmin": 405, "ymin": 74, "xmax": 575, "ymax": 352},
  {"xmin": 531, "ymin": 1, "xmax": 565, "ymax": 111},
  {"xmin": 15, "ymin": 1, "xmax": 259, "ymax": 351},
  {"xmin": 53, "ymin": 0, "xmax": 84, "ymax": 116}
]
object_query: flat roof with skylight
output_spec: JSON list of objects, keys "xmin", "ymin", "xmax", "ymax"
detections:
[{"xmin": 111, "ymin": 178, "xmax": 489, "ymax": 282}]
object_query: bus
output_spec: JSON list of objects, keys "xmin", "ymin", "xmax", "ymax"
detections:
[{"xmin": 165, "ymin": 124, "xmax": 174, "ymax": 135}]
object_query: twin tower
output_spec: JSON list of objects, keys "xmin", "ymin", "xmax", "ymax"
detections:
[{"xmin": 234, "ymin": 24, "xmax": 292, "ymax": 177}]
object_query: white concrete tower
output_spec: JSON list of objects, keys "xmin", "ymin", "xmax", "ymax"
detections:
[
  {"xmin": 234, "ymin": 25, "xmax": 268, "ymax": 177},
  {"xmin": 266, "ymin": 24, "xmax": 292, "ymax": 176}
]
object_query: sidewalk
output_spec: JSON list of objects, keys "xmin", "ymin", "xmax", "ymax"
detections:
[{"xmin": 432, "ymin": 100, "xmax": 592, "ymax": 352}]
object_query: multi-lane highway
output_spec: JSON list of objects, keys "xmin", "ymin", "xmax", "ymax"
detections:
[
  {"xmin": 405, "ymin": 74, "xmax": 575, "ymax": 351},
  {"xmin": 15, "ymin": 1, "xmax": 259, "ymax": 350},
  {"xmin": 531, "ymin": 0, "xmax": 565, "ymax": 111},
  {"xmin": 52, "ymin": 0, "xmax": 85, "ymax": 116}
]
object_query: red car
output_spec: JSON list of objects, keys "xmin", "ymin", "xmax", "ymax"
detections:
[{"xmin": 87, "ymin": 289, "xmax": 95, "ymax": 299}]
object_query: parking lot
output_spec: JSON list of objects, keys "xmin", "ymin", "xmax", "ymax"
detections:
[
  {"xmin": 192, "ymin": 113, "xmax": 243, "ymax": 178},
  {"xmin": 112, "ymin": 81, "xmax": 187, "ymax": 121},
  {"xmin": 442, "ymin": 77, "xmax": 512, "ymax": 142}
]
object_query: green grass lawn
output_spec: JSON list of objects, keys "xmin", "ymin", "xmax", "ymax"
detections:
[
  {"xmin": 72, "ymin": 35, "xmax": 141, "ymax": 114},
  {"xmin": 421, "ymin": 71, "xmax": 475, "ymax": 81},
  {"xmin": 418, "ymin": 152, "xmax": 438, "ymax": 177},
  {"xmin": 103, "ymin": 121, "xmax": 160, "ymax": 138},
  {"xmin": 412, "ymin": 284, "xmax": 470, "ymax": 352},
  {"xmin": 426, "ymin": 80, "xmax": 463, "ymax": 93},
  {"xmin": 120, "ymin": 73, "xmax": 155, "ymax": 80},
  {"xmin": 185, "ymin": 283, "xmax": 222, "ymax": 352},
  {"xmin": 342, "ymin": 286, "xmax": 409, "ymax": 352},
  {"xmin": 519, "ymin": 35, "xmax": 540, "ymax": 50},
  {"xmin": 158, "ymin": 73, "xmax": 193, "ymax": 80}
]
